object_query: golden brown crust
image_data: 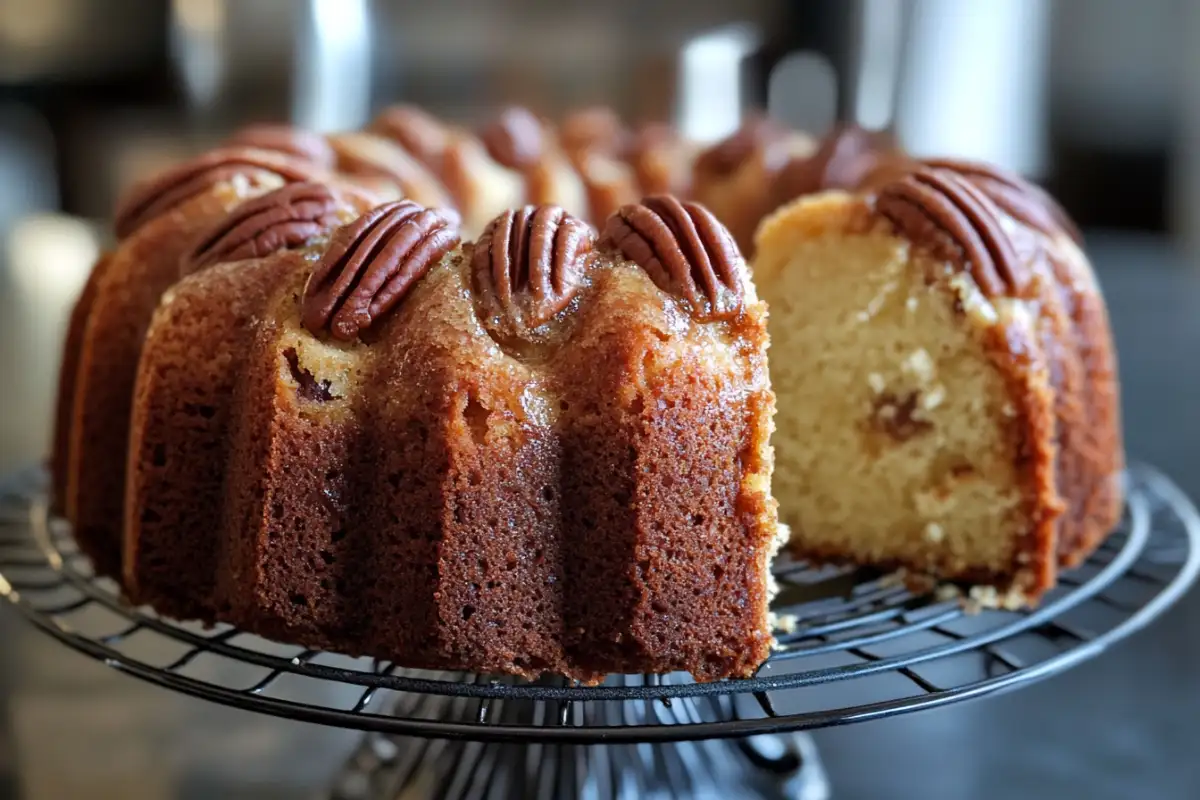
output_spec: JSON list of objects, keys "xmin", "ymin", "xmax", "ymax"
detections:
[
  {"xmin": 70, "ymin": 180, "xmax": 286, "ymax": 577},
  {"xmin": 50, "ymin": 253, "xmax": 110, "ymax": 515}
]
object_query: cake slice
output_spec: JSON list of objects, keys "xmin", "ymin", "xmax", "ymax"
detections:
[
  {"xmin": 754, "ymin": 165, "xmax": 1120, "ymax": 606},
  {"xmin": 64, "ymin": 147, "xmax": 331, "ymax": 576}
]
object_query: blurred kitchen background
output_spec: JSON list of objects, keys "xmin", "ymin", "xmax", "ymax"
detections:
[{"xmin": 3, "ymin": 1, "xmax": 1200, "ymax": 798}]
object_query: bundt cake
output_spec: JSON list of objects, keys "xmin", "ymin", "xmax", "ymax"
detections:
[
  {"xmin": 754, "ymin": 163, "xmax": 1122, "ymax": 606},
  {"xmin": 50, "ymin": 105, "xmax": 1124, "ymax": 681},
  {"xmin": 121, "ymin": 189, "xmax": 778, "ymax": 682}
]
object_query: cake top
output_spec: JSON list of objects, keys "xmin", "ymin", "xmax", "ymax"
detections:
[
  {"xmin": 772, "ymin": 124, "xmax": 900, "ymax": 207},
  {"xmin": 601, "ymin": 196, "xmax": 746, "ymax": 321},
  {"xmin": 303, "ymin": 200, "xmax": 462, "ymax": 341},
  {"xmin": 114, "ymin": 147, "xmax": 324, "ymax": 239},
  {"xmin": 875, "ymin": 166, "xmax": 1028, "ymax": 298},
  {"xmin": 924, "ymin": 158, "xmax": 1082, "ymax": 244},
  {"xmin": 184, "ymin": 181, "xmax": 363, "ymax": 272}
]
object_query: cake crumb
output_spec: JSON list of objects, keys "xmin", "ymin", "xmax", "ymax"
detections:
[
  {"xmin": 922, "ymin": 384, "xmax": 945, "ymax": 410},
  {"xmin": 769, "ymin": 611, "xmax": 798, "ymax": 635},
  {"xmin": 924, "ymin": 522, "xmax": 945, "ymax": 543},
  {"xmin": 902, "ymin": 348, "xmax": 935, "ymax": 383},
  {"xmin": 867, "ymin": 372, "xmax": 886, "ymax": 394},
  {"xmin": 906, "ymin": 296, "xmax": 918, "ymax": 312}
]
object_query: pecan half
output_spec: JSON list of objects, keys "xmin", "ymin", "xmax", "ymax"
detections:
[
  {"xmin": 875, "ymin": 168, "xmax": 1027, "ymax": 298},
  {"xmin": 184, "ymin": 182, "xmax": 355, "ymax": 272},
  {"xmin": 472, "ymin": 205, "xmax": 595, "ymax": 328},
  {"xmin": 600, "ymin": 196, "xmax": 746, "ymax": 321},
  {"xmin": 114, "ymin": 147, "xmax": 322, "ymax": 239},
  {"xmin": 302, "ymin": 200, "xmax": 461, "ymax": 340},
  {"xmin": 924, "ymin": 158, "xmax": 1082, "ymax": 244},
  {"xmin": 226, "ymin": 123, "xmax": 336, "ymax": 168},
  {"xmin": 771, "ymin": 123, "xmax": 898, "ymax": 206},
  {"xmin": 693, "ymin": 116, "xmax": 789, "ymax": 180},
  {"xmin": 369, "ymin": 105, "xmax": 451, "ymax": 168},
  {"xmin": 480, "ymin": 107, "xmax": 546, "ymax": 171},
  {"xmin": 560, "ymin": 107, "xmax": 629, "ymax": 159}
]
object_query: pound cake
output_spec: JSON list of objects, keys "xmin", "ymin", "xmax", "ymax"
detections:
[
  {"xmin": 122, "ymin": 192, "xmax": 778, "ymax": 682},
  {"xmin": 50, "ymin": 107, "xmax": 1124, "ymax": 680},
  {"xmin": 754, "ymin": 164, "xmax": 1122, "ymax": 606}
]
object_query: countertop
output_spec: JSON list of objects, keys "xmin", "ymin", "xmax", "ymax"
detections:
[{"xmin": 1, "ymin": 232, "xmax": 1198, "ymax": 800}]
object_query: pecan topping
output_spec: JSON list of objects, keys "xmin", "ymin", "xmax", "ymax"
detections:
[
  {"xmin": 303, "ymin": 201, "xmax": 461, "ymax": 340},
  {"xmin": 369, "ymin": 105, "xmax": 450, "ymax": 168},
  {"xmin": 600, "ymin": 196, "xmax": 746, "ymax": 321},
  {"xmin": 185, "ymin": 182, "xmax": 355, "ymax": 272},
  {"xmin": 328, "ymin": 132, "xmax": 452, "ymax": 209},
  {"xmin": 471, "ymin": 205, "xmax": 595, "ymax": 327},
  {"xmin": 226, "ymin": 123, "xmax": 336, "ymax": 167},
  {"xmin": 924, "ymin": 158, "xmax": 1082, "ymax": 243},
  {"xmin": 560, "ymin": 107, "xmax": 629, "ymax": 158},
  {"xmin": 114, "ymin": 147, "xmax": 321, "ymax": 239},
  {"xmin": 480, "ymin": 107, "xmax": 546, "ymax": 170},
  {"xmin": 876, "ymin": 167, "xmax": 1027, "ymax": 298},
  {"xmin": 772, "ymin": 124, "xmax": 897, "ymax": 205},
  {"xmin": 627, "ymin": 124, "xmax": 692, "ymax": 197},
  {"xmin": 693, "ymin": 116, "xmax": 788, "ymax": 179}
]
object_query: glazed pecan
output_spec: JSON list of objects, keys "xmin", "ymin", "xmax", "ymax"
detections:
[
  {"xmin": 600, "ymin": 196, "xmax": 746, "ymax": 321},
  {"xmin": 303, "ymin": 200, "xmax": 461, "ymax": 340},
  {"xmin": 185, "ymin": 182, "xmax": 354, "ymax": 272},
  {"xmin": 924, "ymin": 158, "xmax": 1082, "ymax": 244},
  {"xmin": 471, "ymin": 205, "xmax": 595, "ymax": 327},
  {"xmin": 560, "ymin": 107, "xmax": 630, "ymax": 159},
  {"xmin": 693, "ymin": 116, "xmax": 789, "ymax": 180},
  {"xmin": 369, "ymin": 105, "xmax": 451, "ymax": 168},
  {"xmin": 772, "ymin": 124, "xmax": 899, "ymax": 206},
  {"xmin": 114, "ymin": 147, "xmax": 322, "ymax": 239},
  {"xmin": 480, "ymin": 107, "xmax": 546, "ymax": 170},
  {"xmin": 876, "ymin": 168, "xmax": 1028, "ymax": 298}
]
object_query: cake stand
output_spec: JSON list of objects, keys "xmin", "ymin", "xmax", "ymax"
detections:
[{"xmin": 1, "ymin": 463, "xmax": 1197, "ymax": 799}]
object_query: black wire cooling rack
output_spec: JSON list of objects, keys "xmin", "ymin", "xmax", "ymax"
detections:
[{"xmin": 0, "ymin": 463, "xmax": 1197, "ymax": 745}]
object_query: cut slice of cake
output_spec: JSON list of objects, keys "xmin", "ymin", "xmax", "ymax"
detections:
[{"xmin": 754, "ymin": 166, "xmax": 1122, "ymax": 607}]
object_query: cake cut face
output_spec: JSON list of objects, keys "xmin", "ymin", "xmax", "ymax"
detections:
[{"xmin": 755, "ymin": 166, "xmax": 1121, "ymax": 606}]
